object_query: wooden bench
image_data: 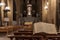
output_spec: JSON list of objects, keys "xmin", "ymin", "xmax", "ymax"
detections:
[
  {"xmin": 8, "ymin": 30, "xmax": 60, "ymax": 40},
  {"xmin": 8, "ymin": 35, "xmax": 43, "ymax": 40},
  {"xmin": 57, "ymin": 33, "xmax": 60, "ymax": 40},
  {"xmin": 45, "ymin": 34, "xmax": 58, "ymax": 40},
  {"xmin": 33, "ymin": 33, "xmax": 60, "ymax": 40},
  {"xmin": 14, "ymin": 30, "xmax": 33, "ymax": 35},
  {"xmin": 40, "ymin": 33, "xmax": 60, "ymax": 40},
  {"xmin": 0, "ymin": 26, "xmax": 21, "ymax": 34}
]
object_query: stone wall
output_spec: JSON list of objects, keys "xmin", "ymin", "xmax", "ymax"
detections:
[{"xmin": 42, "ymin": 0, "xmax": 56, "ymax": 24}]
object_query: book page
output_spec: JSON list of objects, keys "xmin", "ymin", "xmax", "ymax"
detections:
[{"xmin": 33, "ymin": 22, "xmax": 57, "ymax": 34}]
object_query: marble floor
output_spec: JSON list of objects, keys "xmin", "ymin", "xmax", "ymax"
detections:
[
  {"xmin": 0, "ymin": 37, "xmax": 10, "ymax": 40},
  {"xmin": 0, "ymin": 32, "xmax": 14, "ymax": 40}
]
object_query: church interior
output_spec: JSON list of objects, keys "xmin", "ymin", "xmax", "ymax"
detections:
[{"xmin": 0, "ymin": 0, "xmax": 60, "ymax": 40}]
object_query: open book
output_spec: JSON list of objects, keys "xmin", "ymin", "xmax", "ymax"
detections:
[{"xmin": 33, "ymin": 22, "xmax": 57, "ymax": 34}]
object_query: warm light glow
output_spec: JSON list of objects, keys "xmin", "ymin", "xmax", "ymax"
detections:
[
  {"xmin": 47, "ymin": 2, "xmax": 49, "ymax": 5},
  {"xmin": 44, "ymin": 5, "xmax": 48, "ymax": 10},
  {"xmin": 27, "ymin": 4, "xmax": 32, "ymax": 15},
  {"xmin": 44, "ymin": 2, "xmax": 49, "ymax": 10},
  {"xmin": 5, "ymin": 6, "xmax": 10, "ymax": 10},
  {"xmin": 27, "ymin": 0, "xmax": 29, "ymax": 3},
  {"xmin": 0, "ymin": 2, "xmax": 5, "ymax": 7},
  {"xmin": 27, "ymin": 7, "xmax": 32, "ymax": 15}
]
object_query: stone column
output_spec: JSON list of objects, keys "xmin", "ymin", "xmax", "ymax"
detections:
[
  {"xmin": 42, "ymin": 0, "xmax": 48, "ymax": 22},
  {"xmin": 1, "ymin": 0, "xmax": 6, "ymax": 26},
  {"xmin": 47, "ymin": 0, "xmax": 56, "ymax": 24},
  {"xmin": 42, "ymin": 0, "xmax": 56, "ymax": 24},
  {"xmin": 7, "ymin": 0, "xmax": 13, "ymax": 25},
  {"xmin": 15, "ymin": 0, "xmax": 22, "ymax": 25}
]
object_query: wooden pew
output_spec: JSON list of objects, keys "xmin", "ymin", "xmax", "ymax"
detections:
[
  {"xmin": 57, "ymin": 32, "xmax": 60, "ymax": 40},
  {"xmin": 41, "ymin": 33, "xmax": 60, "ymax": 40},
  {"xmin": 14, "ymin": 30, "xmax": 33, "ymax": 35},
  {"xmin": 8, "ymin": 32, "xmax": 60, "ymax": 40},
  {"xmin": 33, "ymin": 32, "xmax": 60, "ymax": 40},
  {"xmin": 8, "ymin": 33, "xmax": 60, "ymax": 40},
  {"xmin": 8, "ymin": 35, "xmax": 44, "ymax": 40},
  {"xmin": 0, "ymin": 26, "xmax": 20, "ymax": 32},
  {"xmin": 45, "ymin": 34, "xmax": 58, "ymax": 40},
  {"xmin": 8, "ymin": 30, "xmax": 45, "ymax": 40},
  {"xmin": 13, "ymin": 30, "xmax": 33, "ymax": 40}
]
